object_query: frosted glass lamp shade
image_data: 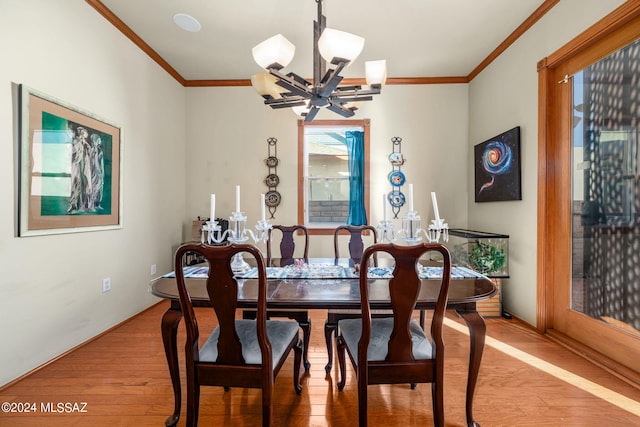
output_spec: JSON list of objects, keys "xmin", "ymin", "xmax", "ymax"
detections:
[
  {"xmin": 292, "ymin": 102, "xmax": 311, "ymax": 116},
  {"xmin": 252, "ymin": 34, "xmax": 295, "ymax": 70},
  {"xmin": 365, "ymin": 60, "xmax": 387, "ymax": 87},
  {"xmin": 318, "ymin": 28, "xmax": 364, "ymax": 65},
  {"xmin": 251, "ymin": 73, "xmax": 283, "ymax": 99}
]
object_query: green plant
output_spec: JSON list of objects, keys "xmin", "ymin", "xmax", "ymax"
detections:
[{"xmin": 452, "ymin": 240, "xmax": 505, "ymax": 275}]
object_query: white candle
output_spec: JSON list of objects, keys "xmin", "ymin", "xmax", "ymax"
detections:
[
  {"xmin": 431, "ymin": 191, "xmax": 441, "ymax": 222},
  {"xmin": 235, "ymin": 185, "xmax": 240, "ymax": 212},
  {"xmin": 210, "ymin": 194, "xmax": 216, "ymax": 221},
  {"xmin": 409, "ymin": 184, "xmax": 414, "ymax": 212},
  {"xmin": 260, "ymin": 193, "xmax": 266, "ymax": 221},
  {"xmin": 383, "ymin": 192, "xmax": 388, "ymax": 221}
]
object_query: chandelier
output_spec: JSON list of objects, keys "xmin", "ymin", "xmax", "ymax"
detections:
[{"xmin": 250, "ymin": 0, "xmax": 387, "ymax": 122}]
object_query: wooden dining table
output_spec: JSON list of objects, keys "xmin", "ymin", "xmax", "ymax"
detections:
[{"xmin": 150, "ymin": 258, "xmax": 497, "ymax": 427}]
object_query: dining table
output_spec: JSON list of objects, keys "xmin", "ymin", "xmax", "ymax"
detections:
[{"xmin": 149, "ymin": 257, "xmax": 497, "ymax": 427}]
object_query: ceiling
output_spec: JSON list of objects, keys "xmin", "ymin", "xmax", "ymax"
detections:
[{"xmin": 96, "ymin": 0, "xmax": 550, "ymax": 83}]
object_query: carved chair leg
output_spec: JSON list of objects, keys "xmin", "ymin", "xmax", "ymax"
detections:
[
  {"xmin": 185, "ymin": 380, "xmax": 200, "ymax": 427},
  {"xmin": 324, "ymin": 320, "xmax": 337, "ymax": 374},
  {"xmin": 262, "ymin": 382, "xmax": 272, "ymax": 427},
  {"xmin": 358, "ymin": 369, "xmax": 368, "ymax": 427},
  {"xmin": 300, "ymin": 318, "xmax": 311, "ymax": 370},
  {"xmin": 293, "ymin": 338, "xmax": 303, "ymax": 394},
  {"xmin": 336, "ymin": 335, "xmax": 347, "ymax": 391},
  {"xmin": 432, "ymin": 380, "xmax": 444, "ymax": 427}
]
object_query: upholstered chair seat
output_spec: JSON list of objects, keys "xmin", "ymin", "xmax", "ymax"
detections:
[{"xmin": 200, "ymin": 319, "xmax": 301, "ymax": 368}]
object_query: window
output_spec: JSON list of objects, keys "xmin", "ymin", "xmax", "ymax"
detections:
[{"xmin": 298, "ymin": 119, "xmax": 370, "ymax": 235}]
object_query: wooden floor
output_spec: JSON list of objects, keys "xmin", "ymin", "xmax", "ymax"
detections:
[{"xmin": 2, "ymin": 301, "xmax": 640, "ymax": 426}]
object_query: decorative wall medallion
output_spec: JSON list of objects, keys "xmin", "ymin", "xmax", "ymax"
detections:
[
  {"xmin": 264, "ymin": 137, "xmax": 280, "ymax": 218},
  {"xmin": 388, "ymin": 152, "xmax": 405, "ymax": 166},
  {"xmin": 265, "ymin": 190, "xmax": 281, "ymax": 207},
  {"xmin": 264, "ymin": 173, "xmax": 280, "ymax": 187},
  {"xmin": 387, "ymin": 136, "xmax": 406, "ymax": 218},
  {"xmin": 388, "ymin": 170, "xmax": 406, "ymax": 187},
  {"xmin": 265, "ymin": 156, "xmax": 279, "ymax": 167},
  {"xmin": 388, "ymin": 191, "xmax": 406, "ymax": 208}
]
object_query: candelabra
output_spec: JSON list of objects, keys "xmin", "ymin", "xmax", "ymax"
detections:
[
  {"xmin": 397, "ymin": 210, "xmax": 449, "ymax": 244},
  {"xmin": 427, "ymin": 218, "xmax": 449, "ymax": 243},
  {"xmin": 201, "ymin": 210, "xmax": 272, "ymax": 274},
  {"xmin": 376, "ymin": 219, "xmax": 396, "ymax": 243},
  {"xmin": 398, "ymin": 210, "xmax": 425, "ymax": 244}
]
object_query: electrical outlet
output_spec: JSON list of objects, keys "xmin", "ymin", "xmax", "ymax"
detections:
[
  {"xmin": 151, "ymin": 264, "xmax": 157, "ymax": 275},
  {"xmin": 102, "ymin": 277, "xmax": 112, "ymax": 293}
]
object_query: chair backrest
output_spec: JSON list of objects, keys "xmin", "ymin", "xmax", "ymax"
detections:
[
  {"xmin": 358, "ymin": 243, "xmax": 452, "ymax": 365},
  {"xmin": 174, "ymin": 243, "xmax": 271, "ymax": 368},
  {"xmin": 266, "ymin": 225, "xmax": 310, "ymax": 266},
  {"xmin": 333, "ymin": 225, "xmax": 377, "ymax": 264}
]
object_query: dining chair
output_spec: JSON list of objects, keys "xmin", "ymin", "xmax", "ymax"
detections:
[
  {"xmin": 260, "ymin": 224, "xmax": 312, "ymax": 370},
  {"xmin": 336, "ymin": 242, "xmax": 452, "ymax": 427},
  {"xmin": 266, "ymin": 224, "xmax": 310, "ymax": 266},
  {"xmin": 324, "ymin": 225, "xmax": 378, "ymax": 373},
  {"xmin": 244, "ymin": 225, "xmax": 311, "ymax": 369},
  {"xmin": 174, "ymin": 242, "xmax": 303, "ymax": 427},
  {"xmin": 333, "ymin": 224, "xmax": 377, "ymax": 266}
]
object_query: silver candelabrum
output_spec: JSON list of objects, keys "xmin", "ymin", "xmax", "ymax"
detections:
[{"xmin": 201, "ymin": 210, "xmax": 272, "ymax": 274}]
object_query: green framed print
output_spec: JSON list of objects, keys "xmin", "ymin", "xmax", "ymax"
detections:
[{"xmin": 18, "ymin": 85, "xmax": 122, "ymax": 236}]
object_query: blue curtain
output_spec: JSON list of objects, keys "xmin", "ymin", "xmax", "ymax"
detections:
[{"xmin": 345, "ymin": 131, "xmax": 367, "ymax": 225}]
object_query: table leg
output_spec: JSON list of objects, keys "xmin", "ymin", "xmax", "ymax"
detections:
[
  {"xmin": 161, "ymin": 304, "xmax": 183, "ymax": 427},
  {"xmin": 456, "ymin": 309, "xmax": 486, "ymax": 427}
]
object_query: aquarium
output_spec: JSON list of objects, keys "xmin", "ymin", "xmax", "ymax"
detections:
[{"xmin": 446, "ymin": 229, "xmax": 509, "ymax": 278}]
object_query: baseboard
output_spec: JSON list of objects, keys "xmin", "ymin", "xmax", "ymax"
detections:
[
  {"xmin": 0, "ymin": 301, "xmax": 167, "ymax": 392},
  {"xmin": 545, "ymin": 329, "xmax": 640, "ymax": 390}
]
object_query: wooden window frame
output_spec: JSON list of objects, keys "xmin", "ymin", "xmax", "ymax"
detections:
[{"xmin": 297, "ymin": 119, "xmax": 370, "ymax": 235}]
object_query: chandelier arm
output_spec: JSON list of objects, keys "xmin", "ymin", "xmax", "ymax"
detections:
[
  {"xmin": 268, "ymin": 69, "xmax": 313, "ymax": 99},
  {"xmin": 304, "ymin": 106, "xmax": 321, "ymax": 122},
  {"xmin": 332, "ymin": 95, "xmax": 374, "ymax": 103},
  {"xmin": 333, "ymin": 86, "xmax": 381, "ymax": 97},
  {"xmin": 326, "ymin": 102, "xmax": 356, "ymax": 118},
  {"xmin": 265, "ymin": 98, "xmax": 308, "ymax": 109},
  {"xmin": 318, "ymin": 62, "xmax": 347, "ymax": 98}
]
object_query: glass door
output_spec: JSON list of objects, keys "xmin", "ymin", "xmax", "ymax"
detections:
[{"xmin": 570, "ymin": 39, "xmax": 640, "ymax": 336}]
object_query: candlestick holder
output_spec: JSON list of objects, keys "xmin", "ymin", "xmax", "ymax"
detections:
[
  {"xmin": 426, "ymin": 218, "xmax": 449, "ymax": 243},
  {"xmin": 398, "ymin": 210, "xmax": 426, "ymax": 245},
  {"xmin": 376, "ymin": 219, "xmax": 396, "ymax": 243},
  {"xmin": 201, "ymin": 211, "xmax": 272, "ymax": 274},
  {"xmin": 227, "ymin": 211, "xmax": 272, "ymax": 274}
]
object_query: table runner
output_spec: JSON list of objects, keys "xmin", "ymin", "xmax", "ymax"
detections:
[{"xmin": 163, "ymin": 264, "xmax": 484, "ymax": 280}]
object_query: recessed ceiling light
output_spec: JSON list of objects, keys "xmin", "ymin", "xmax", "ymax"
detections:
[{"xmin": 173, "ymin": 13, "xmax": 201, "ymax": 32}]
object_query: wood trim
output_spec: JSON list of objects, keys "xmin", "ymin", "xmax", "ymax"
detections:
[
  {"xmin": 536, "ymin": 57, "xmax": 551, "ymax": 332},
  {"xmin": 184, "ymin": 79, "xmax": 252, "ymax": 87},
  {"xmin": 537, "ymin": 0, "xmax": 640, "ymax": 335},
  {"xmin": 546, "ymin": 329, "xmax": 640, "ymax": 390},
  {"xmin": 298, "ymin": 119, "xmax": 370, "ymax": 236},
  {"xmin": 297, "ymin": 120, "xmax": 305, "ymax": 229},
  {"xmin": 545, "ymin": 0, "xmax": 640, "ymax": 69},
  {"xmin": 85, "ymin": 0, "xmax": 558, "ymax": 87},
  {"xmin": 537, "ymin": 0, "xmax": 640, "ymax": 377},
  {"xmin": 0, "ymin": 301, "xmax": 166, "ymax": 393},
  {"xmin": 84, "ymin": 0, "xmax": 186, "ymax": 86},
  {"xmin": 467, "ymin": 0, "xmax": 560, "ymax": 81},
  {"xmin": 182, "ymin": 76, "xmax": 469, "ymax": 87}
]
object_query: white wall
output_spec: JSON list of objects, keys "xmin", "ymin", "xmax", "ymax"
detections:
[
  {"xmin": 184, "ymin": 84, "xmax": 470, "ymax": 256},
  {"xmin": 0, "ymin": 0, "xmax": 187, "ymax": 386},
  {"xmin": 467, "ymin": 0, "xmax": 626, "ymax": 324}
]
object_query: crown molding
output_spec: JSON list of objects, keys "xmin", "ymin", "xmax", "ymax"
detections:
[{"xmin": 86, "ymin": 0, "xmax": 558, "ymax": 87}]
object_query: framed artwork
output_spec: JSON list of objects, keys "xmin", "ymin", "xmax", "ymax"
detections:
[
  {"xmin": 18, "ymin": 85, "xmax": 122, "ymax": 236},
  {"xmin": 474, "ymin": 126, "xmax": 521, "ymax": 202}
]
